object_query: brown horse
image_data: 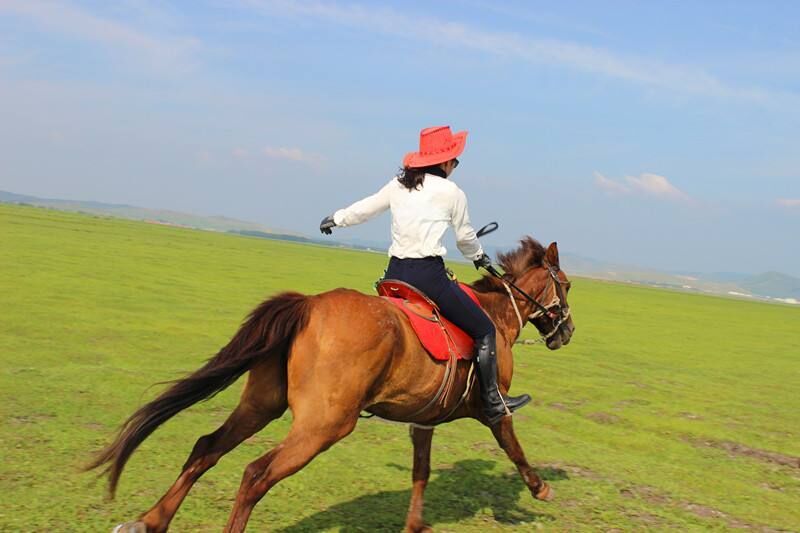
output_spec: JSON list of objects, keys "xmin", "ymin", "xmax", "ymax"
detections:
[{"xmin": 89, "ymin": 237, "xmax": 575, "ymax": 532}]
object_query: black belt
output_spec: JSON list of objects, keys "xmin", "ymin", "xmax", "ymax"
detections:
[{"xmin": 390, "ymin": 256, "xmax": 443, "ymax": 263}]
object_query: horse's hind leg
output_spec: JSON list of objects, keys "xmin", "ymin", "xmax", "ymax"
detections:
[
  {"xmin": 490, "ymin": 417, "xmax": 552, "ymax": 501},
  {"xmin": 223, "ymin": 409, "xmax": 360, "ymax": 533},
  {"xmin": 404, "ymin": 425, "xmax": 434, "ymax": 533},
  {"xmin": 130, "ymin": 360, "xmax": 288, "ymax": 533},
  {"xmin": 133, "ymin": 405, "xmax": 278, "ymax": 532},
  {"xmin": 222, "ymin": 293, "xmax": 392, "ymax": 532}
]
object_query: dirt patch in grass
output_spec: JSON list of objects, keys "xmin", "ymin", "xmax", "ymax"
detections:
[
  {"xmin": 686, "ymin": 437, "xmax": 799, "ymax": 469},
  {"xmin": 470, "ymin": 441, "xmax": 504, "ymax": 457},
  {"xmin": 586, "ymin": 412, "xmax": 621, "ymax": 425},
  {"xmin": 682, "ymin": 502, "xmax": 726, "ymax": 519},
  {"xmin": 759, "ymin": 482, "xmax": 785, "ymax": 492},
  {"xmin": 623, "ymin": 510, "xmax": 667, "ymax": 528},
  {"xmin": 9, "ymin": 413, "xmax": 56, "ymax": 425},
  {"xmin": 619, "ymin": 484, "xmax": 669, "ymax": 505},
  {"xmin": 541, "ymin": 462, "xmax": 601, "ymax": 480},
  {"xmin": 614, "ymin": 398, "xmax": 651, "ymax": 408},
  {"xmin": 620, "ymin": 483, "xmax": 781, "ymax": 531},
  {"xmin": 547, "ymin": 399, "xmax": 586, "ymax": 411},
  {"xmin": 681, "ymin": 502, "xmax": 778, "ymax": 531}
]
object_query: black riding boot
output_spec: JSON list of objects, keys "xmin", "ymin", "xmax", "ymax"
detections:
[{"xmin": 475, "ymin": 331, "xmax": 531, "ymax": 425}]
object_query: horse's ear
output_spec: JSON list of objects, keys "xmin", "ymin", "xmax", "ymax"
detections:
[{"xmin": 545, "ymin": 242, "xmax": 560, "ymax": 268}]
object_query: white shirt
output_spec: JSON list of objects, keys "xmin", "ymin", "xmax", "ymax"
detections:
[{"xmin": 333, "ymin": 174, "xmax": 484, "ymax": 261}]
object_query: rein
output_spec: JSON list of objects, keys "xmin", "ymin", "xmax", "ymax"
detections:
[
  {"xmin": 501, "ymin": 281, "xmax": 524, "ymax": 330},
  {"xmin": 484, "ymin": 265, "xmax": 555, "ymax": 318}
]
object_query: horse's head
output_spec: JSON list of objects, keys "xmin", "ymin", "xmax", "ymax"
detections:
[
  {"xmin": 517, "ymin": 241, "xmax": 575, "ymax": 350},
  {"xmin": 472, "ymin": 237, "xmax": 575, "ymax": 350}
]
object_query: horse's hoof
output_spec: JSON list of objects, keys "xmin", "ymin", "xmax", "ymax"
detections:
[
  {"xmin": 112, "ymin": 521, "xmax": 148, "ymax": 533},
  {"xmin": 534, "ymin": 482, "xmax": 554, "ymax": 501},
  {"xmin": 405, "ymin": 521, "xmax": 433, "ymax": 533}
]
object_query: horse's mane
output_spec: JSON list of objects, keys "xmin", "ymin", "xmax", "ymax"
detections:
[{"xmin": 470, "ymin": 237, "xmax": 547, "ymax": 294}]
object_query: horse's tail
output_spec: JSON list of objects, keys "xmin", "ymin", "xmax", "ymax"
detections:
[{"xmin": 85, "ymin": 291, "xmax": 310, "ymax": 497}]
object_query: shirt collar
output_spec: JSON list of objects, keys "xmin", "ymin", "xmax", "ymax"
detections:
[{"xmin": 424, "ymin": 166, "xmax": 448, "ymax": 179}]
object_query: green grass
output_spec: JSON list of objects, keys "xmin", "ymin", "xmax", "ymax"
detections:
[{"xmin": 1, "ymin": 203, "xmax": 798, "ymax": 532}]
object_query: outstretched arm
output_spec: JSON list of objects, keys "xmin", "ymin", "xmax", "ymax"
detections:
[
  {"xmin": 332, "ymin": 180, "xmax": 393, "ymax": 228},
  {"xmin": 451, "ymin": 188, "xmax": 485, "ymax": 261}
]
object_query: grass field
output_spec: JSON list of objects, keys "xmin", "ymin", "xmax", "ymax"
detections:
[{"xmin": 1, "ymin": 203, "xmax": 799, "ymax": 532}]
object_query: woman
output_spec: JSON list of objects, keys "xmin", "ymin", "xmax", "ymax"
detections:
[{"xmin": 319, "ymin": 125, "xmax": 530, "ymax": 424}]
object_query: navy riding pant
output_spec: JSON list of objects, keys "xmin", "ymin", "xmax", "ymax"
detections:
[{"xmin": 384, "ymin": 256, "xmax": 495, "ymax": 340}]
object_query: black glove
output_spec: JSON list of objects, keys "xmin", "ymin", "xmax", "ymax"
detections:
[
  {"xmin": 319, "ymin": 215, "xmax": 336, "ymax": 235},
  {"xmin": 473, "ymin": 253, "xmax": 492, "ymax": 270}
]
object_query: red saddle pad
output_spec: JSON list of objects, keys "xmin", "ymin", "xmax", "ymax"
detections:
[{"xmin": 376, "ymin": 279, "xmax": 481, "ymax": 361}]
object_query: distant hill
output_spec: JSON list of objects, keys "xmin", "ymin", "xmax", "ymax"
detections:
[
  {"xmin": 556, "ymin": 253, "xmax": 800, "ymax": 304},
  {"xmin": 2, "ymin": 190, "xmax": 798, "ymax": 304},
  {"xmin": 0, "ymin": 190, "xmax": 299, "ymax": 236},
  {"xmin": 228, "ymin": 229, "xmax": 384, "ymax": 253},
  {"xmin": 740, "ymin": 272, "xmax": 800, "ymax": 300},
  {"xmin": 0, "ymin": 190, "xmax": 382, "ymax": 254}
]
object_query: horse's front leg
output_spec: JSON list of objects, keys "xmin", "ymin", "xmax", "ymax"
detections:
[
  {"xmin": 404, "ymin": 424, "xmax": 434, "ymax": 533},
  {"xmin": 490, "ymin": 417, "xmax": 553, "ymax": 501}
]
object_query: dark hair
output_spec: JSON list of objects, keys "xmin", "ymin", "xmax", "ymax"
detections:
[{"xmin": 397, "ymin": 165, "xmax": 447, "ymax": 191}]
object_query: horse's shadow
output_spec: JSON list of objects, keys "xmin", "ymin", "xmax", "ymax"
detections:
[{"xmin": 279, "ymin": 459, "xmax": 566, "ymax": 532}]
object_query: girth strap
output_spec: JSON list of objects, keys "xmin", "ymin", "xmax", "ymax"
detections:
[{"xmin": 407, "ymin": 355, "xmax": 476, "ymax": 424}]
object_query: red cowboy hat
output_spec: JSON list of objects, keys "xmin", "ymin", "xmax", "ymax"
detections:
[{"xmin": 402, "ymin": 125, "xmax": 468, "ymax": 168}]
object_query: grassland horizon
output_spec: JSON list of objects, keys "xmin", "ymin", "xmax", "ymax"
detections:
[{"xmin": 1, "ymin": 203, "xmax": 798, "ymax": 531}]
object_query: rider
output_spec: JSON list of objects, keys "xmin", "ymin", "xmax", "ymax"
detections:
[{"xmin": 319, "ymin": 125, "xmax": 530, "ymax": 425}]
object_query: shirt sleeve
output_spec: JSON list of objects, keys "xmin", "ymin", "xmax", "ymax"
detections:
[
  {"xmin": 451, "ymin": 187, "xmax": 485, "ymax": 261},
  {"xmin": 332, "ymin": 180, "xmax": 393, "ymax": 227}
]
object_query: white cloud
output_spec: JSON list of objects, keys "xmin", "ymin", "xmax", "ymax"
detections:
[
  {"xmin": 0, "ymin": 0, "xmax": 199, "ymax": 71},
  {"xmin": 626, "ymin": 173, "xmax": 688, "ymax": 200},
  {"xmin": 777, "ymin": 198, "xmax": 800, "ymax": 208},
  {"xmin": 264, "ymin": 146, "xmax": 305, "ymax": 161},
  {"xmin": 594, "ymin": 171, "xmax": 630, "ymax": 194},
  {"xmin": 232, "ymin": 147, "xmax": 249, "ymax": 158},
  {"xmin": 594, "ymin": 171, "xmax": 690, "ymax": 202},
  {"xmin": 243, "ymin": 0, "xmax": 772, "ymax": 102},
  {"xmin": 263, "ymin": 146, "xmax": 321, "ymax": 164}
]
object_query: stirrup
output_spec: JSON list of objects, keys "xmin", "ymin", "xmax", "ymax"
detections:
[
  {"xmin": 483, "ymin": 392, "xmax": 531, "ymax": 425},
  {"xmin": 503, "ymin": 393, "xmax": 532, "ymax": 412}
]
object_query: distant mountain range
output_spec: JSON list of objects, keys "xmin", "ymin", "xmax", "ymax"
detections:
[
  {"xmin": 0, "ymin": 190, "xmax": 301, "ymax": 235},
  {"xmin": 3, "ymin": 190, "xmax": 798, "ymax": 305},
  {"xmin": 550, "ymin": 253, "xmax": 800, "ymax": 304},
  {"xmin": 0, "ymin": 190, "xmax": 379, "ymax": 252}
]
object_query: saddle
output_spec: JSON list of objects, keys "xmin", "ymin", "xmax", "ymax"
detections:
[{"xmin": 376, "ymin": 279, "xmax": 481, "ymax": 361}]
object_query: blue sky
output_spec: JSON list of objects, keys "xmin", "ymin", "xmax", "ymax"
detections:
[{"xmin": 1, "ymin": 1, "xmax": 798, "ymax": 275}]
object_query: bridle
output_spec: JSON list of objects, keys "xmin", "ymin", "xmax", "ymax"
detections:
[
  {"xmin": 472, "ymin": 223, "xmax": 571, "ymax": 343},
  {"xmin": 528, "ymin": 263, "xmax": 571, "ymax": 340},
  {"xmin": 485, "ymin": 262, "xmax": 571, "ymax": 343}
]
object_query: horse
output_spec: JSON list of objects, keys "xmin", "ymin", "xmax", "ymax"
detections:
[{"xmin": 88, "ymin": 237, "xmax": 575, "ymax": 532}]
